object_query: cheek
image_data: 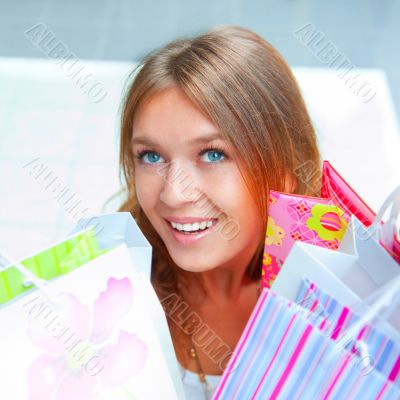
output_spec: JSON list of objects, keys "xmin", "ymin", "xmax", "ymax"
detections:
[
  {"xmin": 226, "ymin": 181, "xmax": 261, "ymax": 234},
  {"xmin": 217, "ymin": 174, "xmax": 254, "ymax": 214},
  {"xmin": 134, "ymin": 171, "xmax": 160, "ymax": 211}
]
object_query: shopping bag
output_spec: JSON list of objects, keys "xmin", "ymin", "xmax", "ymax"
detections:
[
  {"xmin": 321, "ymin": 160, "xmax": 376, "ymax": 227},
  {"xmin": 68, "ymin": 213, "xmax": 183, "ymax": 392},
  {"xmin": 295, "ymin": 278, "xmax": 400, "ymax": 387},
  {"xmin": 0, "ymin": 215, "xmax": 185, "ymax": 400},
  {"xmin": 272, "ymin": 215, "xmax": 400, "ymax": 332},
  {"xmin": 212, "ymin": 284, "xmax": 400, "ymax": 399},
  {"xmin": 0, "ymin": 228, "xmax": 109, "ymax": 306},
  {"xmin": 0, "ymin": 211, "xmax": 152, "ymax": 305},
  {"xmin": 262, "ymin": 189, "xmax": 350, "ymax": 288},
  {"xmin": 372, "ymin": 185, "xmax": 400, "ymax": 263},
  {"xmin": 262, "ymin": 163, "xmax": 400, "ymax": 289},
  {"xmin": 68, "ymin": 211, "xmax": 153, "ymax": 279},
  {"xmin": 323, "ymin": 161, "xmax": 400, "ymax": 263}
]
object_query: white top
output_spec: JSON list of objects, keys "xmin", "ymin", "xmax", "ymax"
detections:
[{"xmin": 178, "ymin": 362, "xmax": 222, "ymax": 400}]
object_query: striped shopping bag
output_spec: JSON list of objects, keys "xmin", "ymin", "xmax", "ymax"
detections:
[
  {"xmin": 212, "ymin": 289, "xmax": 400, "ymax": 399},
  {"xmin": 295, "ymin": 278, "xmax": 400, "ymax": 388}
]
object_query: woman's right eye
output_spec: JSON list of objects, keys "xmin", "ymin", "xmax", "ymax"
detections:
[{"xmin": 135, "ymin": 150, "xmax": 165, "ymax": 164}]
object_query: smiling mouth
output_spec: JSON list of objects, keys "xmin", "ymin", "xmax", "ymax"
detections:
[
  {"xmin": 167, "ymin": 219, "xmax": 218, "ymax": 233},
  {"xmin": 173, "ymin": 226, "xmax": 211, "ymax": 235}
]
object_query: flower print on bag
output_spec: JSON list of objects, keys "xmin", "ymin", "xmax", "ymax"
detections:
[
  {"xmin": 25, "ymin": 277, "xmax": 147, "ymax": 400},
  {"xmin": 306, "ymin": 204, "xmax": 348, "ymax": 241},
  {"xmin": 265, "ymin": 217, "xmax": 286, "ymax": 246}
]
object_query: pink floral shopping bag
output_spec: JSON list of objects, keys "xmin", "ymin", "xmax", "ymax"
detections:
[
  {"xmin": 261, "ymin": 160, "xmax": 399, "ymax": 289},
  {"xmin": 262, "ymin": 190, "xmax": 350, "ymax": 288}
]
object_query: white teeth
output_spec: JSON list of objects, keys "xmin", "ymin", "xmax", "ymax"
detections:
[
  {"xmin": 183, "ymin": 223, "xmax": 194, "ymax": 231},
  {"xmin": 170, "ymin": 220, "xmax": 216, "ymax": 232},
  {"xmin": 199, "ymin": 221, "xmax": 207, "ymax": 230}
]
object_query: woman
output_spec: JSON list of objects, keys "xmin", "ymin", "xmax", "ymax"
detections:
[{"xmin": 118, "ymin": 25, "xmax": 321, "ymax": 399}]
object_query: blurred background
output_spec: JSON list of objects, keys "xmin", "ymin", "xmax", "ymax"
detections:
[{"xmin": 0, "ymin": 0, "xmax": 399, "ymax": 259}]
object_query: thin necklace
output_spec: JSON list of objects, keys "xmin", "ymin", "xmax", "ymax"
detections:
[
  {"xmin": 189, "ymin": 335, "xmax": 212, "ymax": 399},
  {"xmin": 186, "ymin": 279, "xmax": 262, "ymax": 399}
]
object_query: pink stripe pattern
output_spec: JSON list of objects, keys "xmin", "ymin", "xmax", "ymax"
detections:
[{"xmin": 212, "ymin": 287, "xmax": 399, "ymax": 399}]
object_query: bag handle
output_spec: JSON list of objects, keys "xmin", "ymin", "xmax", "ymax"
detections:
[
  {"xmin": 371, "ymin": 185, "xmax": 400, "ymax": 250},
  {"xmin": 374, "ymin": 185, "xmax": 400, "ymax": 227},
  {"xmin": 328, "ymin": 275, "xmax": 400, "ymax": 372},
  {"xmin": 336, "ymin": 274, "xmax": 400, "ymax": 360}
]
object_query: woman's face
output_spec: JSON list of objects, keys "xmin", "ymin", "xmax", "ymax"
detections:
[{"xmin": 131, "ymin": 86, "xmax": 263, "ymax": 273}]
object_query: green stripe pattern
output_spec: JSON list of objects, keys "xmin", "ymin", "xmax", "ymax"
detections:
[{"xmin": 0, "ymin": 229, "xmax": 109, "ymax": 305}]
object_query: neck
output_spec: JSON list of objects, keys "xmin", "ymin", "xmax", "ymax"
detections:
[{"xmin": 183, "ymin": 241, "xmax": 263, "ymax": 308}]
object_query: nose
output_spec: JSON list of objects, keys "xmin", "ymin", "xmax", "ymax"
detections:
[{"xmin": 159, "ymin": 160, "xmax": 201, "ymax": 206}]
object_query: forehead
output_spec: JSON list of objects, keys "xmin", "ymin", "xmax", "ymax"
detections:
[{"xmin": 131, "ymin": 86, "xmax": 223, "ymax": 146}]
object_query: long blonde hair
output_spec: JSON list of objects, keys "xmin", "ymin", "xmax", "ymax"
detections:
[{"xmin": 118, "ymin": 25, "xmax": 321, "ymax": 361}]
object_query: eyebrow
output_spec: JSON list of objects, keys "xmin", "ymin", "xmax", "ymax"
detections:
[{"xmin": 131, "ymin": 133, "xmax": 224, "ymax": 147}]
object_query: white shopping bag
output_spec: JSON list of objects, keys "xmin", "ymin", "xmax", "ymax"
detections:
[
  {"xmin": 68, "ymin": 213, "xmax": 183, "ymax": 392},
  {"xmin": 69, "ymin": 212, "xmax": 153, "ymax": 279},
  {"xmin": 0, "ymin": 215, "xmax": 185, "ymax": 400}
]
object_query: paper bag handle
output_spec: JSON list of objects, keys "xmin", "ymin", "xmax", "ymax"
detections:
[
  {"xmin": 325, "ymin": 275, "xmax": 400, "ymax": 373},
  {"xmin": 340, "ymin": 274, "xmax": 400, "ymax": 347},
  {"xmin": 372, "ymin": 185, "xmax": 400, "ymax": 249},
  {"xmin": 374, "ymin": 185, "xmax": 400, "ymax": 225}
]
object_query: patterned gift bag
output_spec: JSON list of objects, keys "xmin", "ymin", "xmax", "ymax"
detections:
[
  {"xmin": 262, "ymin": 190, "xmax": 350, "ymax": 288},
  {"xmin": 262, "ymin": 161, "xmax": 399, "ymax": 289}
]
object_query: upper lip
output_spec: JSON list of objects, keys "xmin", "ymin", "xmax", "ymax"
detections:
[{"xmin": 164, "ymin": 216, "xmax": 219, "ymax": 224}]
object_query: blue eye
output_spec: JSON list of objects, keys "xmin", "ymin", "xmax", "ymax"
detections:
[
  {"xmin": 135, "ymin": 151, "xmax": 164, "ymax": 164},
  {"xmin": 134, "ymin": 146, "xmax": 227, "ymax": 165},
  {"xmin": 199, "ymin": 148, "xmax": 226, "ymax": 163}
]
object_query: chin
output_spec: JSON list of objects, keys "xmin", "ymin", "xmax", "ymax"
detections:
[{"xmin": 172, "ymin": 258, "xmax": 216, "ymax": 273}]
